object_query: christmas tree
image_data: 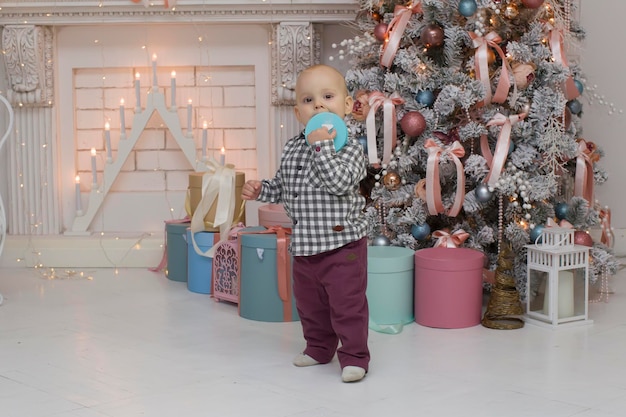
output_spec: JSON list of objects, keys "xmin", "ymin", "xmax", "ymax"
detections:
[{"xmin": 337, "ymin": 0, "xmax": 619, "ymax": 297}]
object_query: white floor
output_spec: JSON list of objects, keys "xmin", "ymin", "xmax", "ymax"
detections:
[{"xmin": 1, "ymin": 264, "xmax": 626, "ymax": 417}]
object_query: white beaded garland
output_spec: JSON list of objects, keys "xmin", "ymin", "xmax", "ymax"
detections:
[{"xmin": 491, "ymin": 161, "xmax": 535, "ymax": 225}]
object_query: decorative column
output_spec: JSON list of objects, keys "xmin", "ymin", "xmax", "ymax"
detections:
[
  {"xmin": 270, "ymin": 22, "xmax": 321, "ymax": 171},
  {"xmin": 1, "ymin": 25, "xmax": 59, "ymax": 235},
  {"xmin": 271, "ymin": 22, "xmax": 321, "ymax": 106}
]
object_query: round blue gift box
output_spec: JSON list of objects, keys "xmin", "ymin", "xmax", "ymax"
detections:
[
  {"xmin": 186, "ymin": 229, "xmax": 216, "ymax": 294},
  {"xmin": 367, "ymin": 246, "xmax": 415, "ymax": 329}
]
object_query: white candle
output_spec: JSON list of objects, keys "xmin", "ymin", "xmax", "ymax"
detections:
[
  {"xmin": 543, "ymin": 270, "xmax": 575, "ymax": 319},
  {"xmin": 90, "ymin": 148, "xmax": 97, "ymax": 186},
  {"xmin": 134, "ymin": 72, "xmax": 141, "ymax": 110},
  {"xmin": 151, "ymin": 53, "xmax": 158, "ymax": 87},
  {"xmin": 186, "ymin": 99, "xmax": 192, "ymax": 136},
  {"xmin": 75, "ymin": 175, "xmax": 82, "ymax": 214},
  {"xmin": 201, "ymin": 121, "xmax": 207, "ymax": 159},
  {"xmin": 104, "ymin": 122, "xmax": 112, "ymax": 162},
  {"xmin": 220, "ymin": 147, "xmax": 225, "ymax": 166},
  {"xmin": 119, "ymin": 98, "xmax": 126, "ymax": 138},
  {"xmin": 170, "ymin": 71, "xmax": 176, "ymax": 108}
]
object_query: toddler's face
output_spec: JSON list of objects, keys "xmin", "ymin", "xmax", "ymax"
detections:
[{"xmin": 294, "ymin": 67, "xmax": 353, "ymax": 125}]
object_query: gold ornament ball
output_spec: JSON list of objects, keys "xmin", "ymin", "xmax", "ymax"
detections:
[
  {"xmin": 574, "ymin": 230, "xmax": 594, "ymax": 247},
  {"xmin": 504, "ymin": 4, "xmax": 519, "ymax": 19},
  {"xmin": 487, "ymin": 48, "xmax": 496, "ymax": 65},
  {"xmin": 383, "ymin": 172, "xmax": 402, "ymax": 191}
]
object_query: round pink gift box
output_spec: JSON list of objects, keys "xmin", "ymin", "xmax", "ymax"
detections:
[{"xmin": 414, "ymin": 247, "xmax": 484, "ymax": 329}]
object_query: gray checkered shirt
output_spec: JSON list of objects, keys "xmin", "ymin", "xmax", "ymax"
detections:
[{"xmin": 257, "ymin": 132, "xmax": 368, "ymax": 256}]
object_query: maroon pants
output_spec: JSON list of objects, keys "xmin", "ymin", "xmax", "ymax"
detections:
[{"xmin": 292, "ymin": 237, "xmax": 369, "ymax": 371}]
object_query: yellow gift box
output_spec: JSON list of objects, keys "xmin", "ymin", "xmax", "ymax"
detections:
[{"xmin": 187, "ymin": 167, "xmax": 245, "ymax": 233}]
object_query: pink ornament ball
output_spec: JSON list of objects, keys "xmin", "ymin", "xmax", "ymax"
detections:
[
  {"xmin": 521, "ymin": 0, "xmax": 545, "ymax": 9},
  {"xmin": 373, "ymin": 23, "xmax": 389, "ymax": 42},
  {"xmin": 400, "ymin": 111, "xmax": 427, "ymax": 137},
  {"xmin": 574, "ymin": 230, "xmax": 594, "ymax": 247},
  {"xmin": 421, "ymin": 23, "xmax": 445, "ymax": 48}
]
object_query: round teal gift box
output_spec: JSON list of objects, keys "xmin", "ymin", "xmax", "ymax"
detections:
[
  {"xmin": 165, "ymin": 222, "xmax": 190, "ymax": 282},
  {"xmin": 239, "ymin": 227, "xmax": 299, "ymax": 322},
  {"xmin": 367, "ymin": 246, "xmax": 415, "ymax": 333}
]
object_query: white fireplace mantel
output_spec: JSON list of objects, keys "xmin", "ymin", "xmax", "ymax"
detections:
[
  {"xmin": 0, "ymin": 0, "xmax": 360, "ymax": 25},
  {"xmin": 0, "ymin": 1, "xmax": 361, "ymax": 268}
]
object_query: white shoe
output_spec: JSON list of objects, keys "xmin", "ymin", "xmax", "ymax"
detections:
[
  {"xmin": 293, "ymin": 353, "xmax": 320, "ymax": 367},
  {"xmin": 341, "ymin": 366, "xmax": 366, "ymax": 382}
]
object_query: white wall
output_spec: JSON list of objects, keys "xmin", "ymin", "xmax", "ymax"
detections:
[
  {"xmin": 55, "ymin": 24, "xmax": 272, "ymax": 233},
  {"xmin": 578, "ymin": 0, "xmax": 626, "ymax": 253}
]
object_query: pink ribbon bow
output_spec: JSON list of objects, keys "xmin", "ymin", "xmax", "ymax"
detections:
[
  {"xmin": 599, "ymin": 206, "xmax": 614, "ymax": 247},
  {"xmin": 425, "ymin": 139, "xmax": 466, "ymax": 217},
  {"xmin": 546, "ymin": 217, "xmax": 574, "ymax": 229},
  {"xmin": 470, "ymin": 31, "xmax": 514, "ymax": 106},
  {"xmin": 547, "ymin": 24, "xmax": 581, "ymax": 101},
  {"xmin": 480, "ymin": 112, "xmax": 526, "ymax": 187},
  {"xmin": 366, "ymin": 91, "xmax": 405, "ymax": 166},
  {"xmin": 433, "ymin": 229, "xmax": 470, "ymax": 248},
  {"xmin": 380, "ymin": 2, "xmax": 423, "ymax": 68},
  {"xmin": 575, "ymin": 139, "xmax": 594, "ymax": 203}
]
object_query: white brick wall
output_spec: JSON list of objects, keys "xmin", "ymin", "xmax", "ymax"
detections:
[{"xmin": 74, "ymin": 65, "xmax": 258, "ymax": 199}]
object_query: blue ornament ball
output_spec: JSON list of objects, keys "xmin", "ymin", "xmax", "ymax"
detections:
[
  {"xmin": 416, "ymin": 90, "xmax": 435, "ymax": 107},
  {"xmin": 574, "ymin": 79, "xmax": 584, "ymax": 94},
  {"xmin": 357, "ymin": 136, "xmax": 368, "ymax": 153},
  {"xmin": 529, "ymin": 224, "xmax": 545, "ymax": 243},
  {"xmin": 567, "ymin": 99, "xmax": 583, "ymax": 115},
  {"xmin": 508, "ymin": 141, "xmax": 516, "ymax": 155},
  {"xmin": 458, "ymin": 0, "xmax": 478, "ymax": 17},
  {"xmin": 411, "ymin": 223, "xmax": 431, "ymax": 240},
  {"xmin": 372, "ymin": 235, "xmax": 391, "ymax": 246},
  {"xmin": 555, "ymin": 202, "xmax": 569, "ymax": 221}
]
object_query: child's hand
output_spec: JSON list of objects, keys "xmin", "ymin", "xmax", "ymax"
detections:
[
  {"xmin": 306, "ymin": 126, "xmax": 337, "ymax": 145},
  {"xmin": 242, "ymin": 180, "xmax": 262, "ymax": 200}
]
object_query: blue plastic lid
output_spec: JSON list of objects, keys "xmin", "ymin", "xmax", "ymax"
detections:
[{"xmin": 304, "ymin": 112, "xmax": 348, "ymax": 152}]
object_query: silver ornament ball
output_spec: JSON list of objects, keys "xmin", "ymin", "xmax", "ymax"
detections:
[
  {"xmin": 372, "ymin": 235, "xmax": 391, "ymax": 246},
  {"xmin": 475, "ymin": 183, "xmax": 493, "ymax": 203}
]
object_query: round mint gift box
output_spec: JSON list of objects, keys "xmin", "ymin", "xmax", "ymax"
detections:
[
  {"xmin": 367, "ymin": 246, "xmax": 416, "ymax": 332},
  {"xmin": 414, "ymin": 247, "xmax": 485, "ymax": 329}
]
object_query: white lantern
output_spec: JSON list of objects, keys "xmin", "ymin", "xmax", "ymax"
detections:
[{"xmin": 525, "ymin": 226, "xmax": 592, "ymax": 328}]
